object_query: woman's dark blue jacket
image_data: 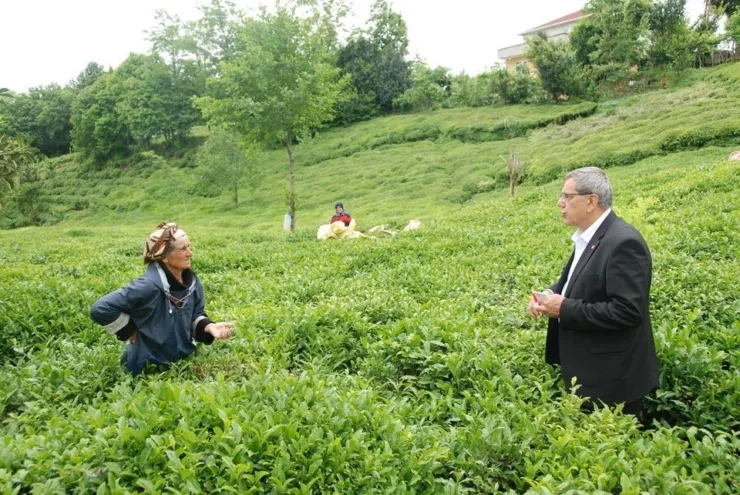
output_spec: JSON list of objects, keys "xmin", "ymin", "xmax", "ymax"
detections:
[{"xmin": 91, "ymin": 262, "xmax": 214, "ymax": 375}]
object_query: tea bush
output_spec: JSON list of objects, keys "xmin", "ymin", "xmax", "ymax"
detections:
[{"xmin": 0, "ymin": 148, "xmax": 738, "ymax": 492}]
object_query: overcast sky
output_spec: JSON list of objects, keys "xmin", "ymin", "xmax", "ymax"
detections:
[{"xmin": 2, "ymin": 0, "xmax": 708, "ymax": 93}]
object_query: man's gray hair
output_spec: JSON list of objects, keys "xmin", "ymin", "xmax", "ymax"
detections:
[{"xmin": 565, "ymin": 167, "xmax": 613, "ymax": 209}]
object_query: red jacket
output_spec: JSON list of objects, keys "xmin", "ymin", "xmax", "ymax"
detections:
[{"xmin": 331, "ymin": 213, "xmax": 352, "ymax": 226}]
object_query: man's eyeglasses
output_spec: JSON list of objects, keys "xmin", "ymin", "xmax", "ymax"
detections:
[{"xmin": 559, "ymin": 192, "xmax": 592, "ymax": 201}]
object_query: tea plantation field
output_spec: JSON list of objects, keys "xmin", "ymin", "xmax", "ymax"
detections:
[
  {"xmin": 1, "ymin": 145, "xmax": 739, "ymax": 492},
  {"xmin": 2, "ymin": 63, "xmax": 740, "ymax": 493}
]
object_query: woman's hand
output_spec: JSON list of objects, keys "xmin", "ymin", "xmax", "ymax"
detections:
[{"xmin": 206, "ymin": 322, "xmax": 235, "ymax": 340}]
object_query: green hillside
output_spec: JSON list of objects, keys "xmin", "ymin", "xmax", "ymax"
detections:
[
  {"xmin": 0, "ymin": 65, "xmax": 739, "ymax": 493},
  {"xmin": 4, "ymin": 65, "xmax": 740, "ymax": 233}
]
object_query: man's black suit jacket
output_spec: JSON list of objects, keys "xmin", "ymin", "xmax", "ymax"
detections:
[{"xmin": 546, "ymin": 211, "xmax": 659, "ymax": 405}]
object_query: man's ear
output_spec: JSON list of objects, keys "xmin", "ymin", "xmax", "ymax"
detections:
[{"xmin": 589, "ymin": 194, "xmax": 599, "ymax": 212}]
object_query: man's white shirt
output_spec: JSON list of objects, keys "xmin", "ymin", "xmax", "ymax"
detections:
[{"xmin": 561, "ymin": 209, "xmax": 612, "ymax": 296}]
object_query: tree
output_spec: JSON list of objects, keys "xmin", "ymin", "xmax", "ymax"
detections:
[
  {"xmin": 70, "ymin": 62, "xmax": 106, "ymax": 90},
  {"xmin": 707, "ymin": 0, "xmax": 739, "ymax": 16},
  {"xmin": 195, "ymin": 2, "xmax": 348, "ymax": 231},
  {"xmin": 501, "ymin": 151, "xmax": 526, "ymax": 197},
  {"xmin": 12, "ymin": 161, "xmax": 46, "ymax": 226},
  {"xmin": 71, "ymin": 73, "xmax": 131, "ymax": 164},
  {"xmin": 648, "ymin": 0, "xmax": 694, "ymax": 69},
  {"xmin": 333, "ymin": 86, "xmax": 379, "ymax": 125},
  {"xmin": 183, "ymin": 0, "xmax": 244, "ymax": 93},
  {"xmin": 146, "ymin": 10, "xmax": 189, "ymax": 80},
  {"xmin": 195, "ymin": 128, "xmax": 258, "ymax": 207},
  {"xmin": 0, "ymin": 89, "xmax": 10, "ymax": 130},
  {"xmin": 526, "ymin": 33, "xmax": 579, "ymax": 101},
  {"xmin": 570, "ymin": 20, "xmax": 602, "ymax": 66},
  {"xmin": 337, "ymin": 36, "xmax": 381, "ymax": 109},
  {"xmin": 0, "ymin": 84, "xmax": 74, "ymax": 156},
  {"xmin": 335, "ymin": 0, "xmax": 410, "ymax": 123},
  {"xmin": 0, "ymin": 135, "xmax": 38, "ymax": 203},
  {"xmin": 393, "ymin": 61, "xmax": 448, "ymax": 112},
  {"xmin": 584, "ymin": 0, "xmax": 653, "ymax": 66},
  {"xmin": 726, "ymin": 10, "xmax": 740, "ymax": 42},
  {"xmin": 691, "ymin": 6, "xmax": 724, "ymax": 67},
  {"xmin": 487, "ymin": 65, "xmax": 542, "ymax": 105},
  {"xmin": 368, "ymin": 0, "xmax": 411, "ymax": 111},
  {"xmin": 70, "ymin": 53, "xmax": 200, "ymax": 163},
  {"xmin": 115, "ymin": 54, "xmax": 200, "ymax": 149},
  {"xmin": 311, "ymin": 0, "xmax": 352, "ymax": 55},
  {"xmin": 449, "ymin": 72, "xmax": 494, "ymax": 108}
]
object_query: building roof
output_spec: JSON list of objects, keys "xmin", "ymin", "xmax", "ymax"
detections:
[{"xmin": 520, "ymin": 10, "xmax": 586, "ymax": 35}]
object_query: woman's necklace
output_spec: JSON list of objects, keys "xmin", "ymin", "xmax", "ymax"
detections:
[{"xmin": 168, "ymin": 292, "xmax": 192, "ymax": 310}]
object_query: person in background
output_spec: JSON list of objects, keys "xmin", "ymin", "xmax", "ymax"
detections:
[
  {"xmin": 90, "ymin": 222, "xmax": 234, "ymax": 375},
  {"xmin": 331, "ymin": 202, "xmax": 352, "ymax": 226},
  {"xmin": 528, "ymin": 167, "xmax": 659, "ymax": 420}
]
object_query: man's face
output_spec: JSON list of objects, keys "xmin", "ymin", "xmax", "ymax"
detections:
[
  {"xmin": 162, "ymin": 235, "xmax": 192, "ymax": 272},
  {"xmin": 558, "ymin": 178, "xmax": 594, "ymax": 228},
  {"xmin": 335, "ymin": 206, "xmax": 343, "ymax": 214}
]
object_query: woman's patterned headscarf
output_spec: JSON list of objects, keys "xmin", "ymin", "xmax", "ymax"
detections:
[{"xmin": 144, "ymin": 222, "xmax": 187, "ymax": 263}]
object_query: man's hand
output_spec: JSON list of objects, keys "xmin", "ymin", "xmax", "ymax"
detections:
[
  {"xmin": 529, "ymin": 289, "xmax": 554, "ymax": 319},
  {"xmin": 128, "ymin": 330, "xmax": 137, "ymax": 343},
  {"xmin": 528, "ymin": 294, "xmax": 542, "ymax": 319},
  {"xmin": 534, "ymin": 293, "xmax": 565, "ymax": 319},
  {"xmin": 206, "ymin": 322, "xmax": 235, "ymax": 340}
]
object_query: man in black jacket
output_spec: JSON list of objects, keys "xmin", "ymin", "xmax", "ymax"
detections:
[{"xmin": 529, "ymin": 167, "xmax": 659, "ymax": 417}]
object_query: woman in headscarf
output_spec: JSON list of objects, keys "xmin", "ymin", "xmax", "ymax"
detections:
[
  {"xmin": 91, "ymin": 222, "xmax": 234, "ymax": 375},
  {"xmin": 331, "ymin": 202, "xmax": 352, "ymax": 226}
]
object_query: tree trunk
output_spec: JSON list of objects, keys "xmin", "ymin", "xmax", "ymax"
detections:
[
  {"xmin": 509, "ymin": 173, "xmax": 515, "ymax": 197},
  {"xmin": 234, "ymin": 184, "xmax": 238, "ymax": 208},
  {"xmin": 286, "ymin": 134, "xmax": 296, "ymax": 232}
]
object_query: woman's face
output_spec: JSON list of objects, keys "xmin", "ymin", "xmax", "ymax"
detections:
[{"xmin": 162, "ymin": 235, "xmax": 192, "ymax": 272}]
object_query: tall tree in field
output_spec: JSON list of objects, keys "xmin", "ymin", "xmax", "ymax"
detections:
[
  {"xmin": 585, "ymin": 0, "xmax": 653, "ymax": 66},
  {"xmin": 146, "ymin": 10, "xmax": 189, "ymax": 79},
  {"xmin": 184, "ymin": 0, "xmax": 244, "ymax": 91},
  {"xmin": 195, "ymin": 2, "xmax": 347, "ymax": 231},
  {"xmin": 195, "ymin": 128, "xmax": 259, "ymax": 208},
  {"xmin": 148, "ymin": 1, "xmax": 246, "ymax": 95}
]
